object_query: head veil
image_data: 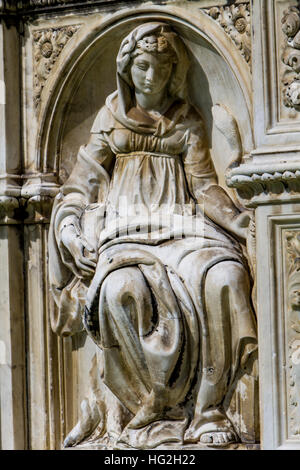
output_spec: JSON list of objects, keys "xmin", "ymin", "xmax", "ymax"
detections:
[{"xmin": 105, "ymin": 22, "xmax": 190, "ymax": 136}]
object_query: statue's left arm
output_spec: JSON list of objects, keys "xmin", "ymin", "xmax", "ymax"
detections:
[{"xmin": 183, "ymin": 111, "xmax": 250, "ymax": 242}]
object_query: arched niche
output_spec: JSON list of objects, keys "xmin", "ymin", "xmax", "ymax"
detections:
[
  {"xmin": 35, "ymin": 7, "xmax": 255, "ymax": 436},
  {"xmin": 37, "ymin": 6, "xmax": 253, "ymax": 195}
]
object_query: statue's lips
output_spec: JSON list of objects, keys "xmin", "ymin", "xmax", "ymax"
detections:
[{"xmin": 143, "ymin": 82, "xmax": 155, "ymax": 91}]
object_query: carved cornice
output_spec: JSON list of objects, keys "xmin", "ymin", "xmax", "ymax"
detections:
[
  {"xmin": 281, "ymin": 6, "xmax": 300, "ymax": 111},
  {"xmin": 33, "ymin": 24, "xmax": 80, "ymax": 111},
  {"xmin": 0, "ymin": 195, "xmax": 55, "ymax": 224},
  {"xmin": 0, "ymin": 173, "xmax": 59, "ymax": 224},
  {"xmin": 204, "ymin": 3, "xmax": 251, "ymax": 68},
  {"xmin": 0, "ymin": 1, "xmax": 19, "ymax": 13},
  {"xmin": 0, "ymin": 196, "xmax": 21, "ymax": 224},
  {"xmin": 284, "ymin": 230, "xmax": 300, "ymax": 438},
  {"xmin": 0, "ymin": 0, "xmax": 131, "ymax": 14},
  {"xmin": 27, "ymin": 0, "xmax": 82, "ymax": 5},
  {"xmin": 226, "ymin": 164, "xmax": 300, "ymax": 205},
  {"xmin": 22, "ymin": 195, "xmax": 54, "ymax": 223}
]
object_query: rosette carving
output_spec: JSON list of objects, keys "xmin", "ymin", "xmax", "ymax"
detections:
[
  {"xmin": 33, "ymin": 25, "xmax": 80, "ymax": 111},
  {"xmin": 206, "ymin": 3, "xmax": 251, "ymax": 66}
]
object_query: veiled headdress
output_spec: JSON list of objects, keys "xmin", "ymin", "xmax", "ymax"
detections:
[{"xmin": 105, "ymin": 22, "xmax": 191, "ymax": 136}]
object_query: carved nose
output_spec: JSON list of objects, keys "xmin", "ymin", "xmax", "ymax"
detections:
[{"xmin": 146, "ymin": 67, "xmax": 155, "ymax": 82}]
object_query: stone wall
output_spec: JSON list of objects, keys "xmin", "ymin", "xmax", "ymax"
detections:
[{"xmin": 0, "ymin": 0, "xmax": 300, "ymax": 450}]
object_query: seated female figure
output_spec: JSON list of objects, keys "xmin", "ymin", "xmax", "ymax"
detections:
[{"xmin": 49, "ymin": 22, "xmax": 257, "ymax": 449}]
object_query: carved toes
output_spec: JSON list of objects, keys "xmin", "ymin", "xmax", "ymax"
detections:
[{"xmin": 200, "ymin": 431, "xmax": 237, "ymax": 447}]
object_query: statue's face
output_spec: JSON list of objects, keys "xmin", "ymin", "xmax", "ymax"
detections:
[{"xmin": 130, "ymin": 51, "xmax": 173, "ymax": 96}]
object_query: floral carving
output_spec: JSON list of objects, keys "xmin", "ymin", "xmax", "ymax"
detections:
[
  {"xmin": 281, "ymin": 6, "xmax": 300, "ymax": 110},
  {"xmin": 285, "ymin": 231, "xmax": 300, "ymax": 438},
  {"xmin": 33, "ymin": 25, "xmax": 80, "ymax": 111},
  {"xmin": 206, "ymin": 3, "xmax": 251, "ymax": 66}
]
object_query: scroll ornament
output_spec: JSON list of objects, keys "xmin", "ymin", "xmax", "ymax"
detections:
[
  {"xmin": 206, "ymin": 3, "xmax": 251, "ymax": 67},
  {"xmin": 33, "ymin": 25, "xmax": 80, "ymax": 111},
  {"xmin": 281, "ymin": 6, "xmax": 300, "ymax": 110}
]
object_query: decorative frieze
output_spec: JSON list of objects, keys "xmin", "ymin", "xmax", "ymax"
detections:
[
  {"xmin": 33, "ymin": 25, "xmax": 80, "ymax": 110},
  {"xmin": 0, "ymin": 0, "xmax": 117, "ymax": 12},
  {"xmin": 227, "ymin": 166, "xmax": 300, "ymax": 202},
  {"xmin": 29, "ymin": 0, "xmax": 78, "ymax": 5},
  {"xmin": 285, "ymin": 230, "xmax": 300, "ymax": 438},
  {"xmin": 205, "ymin": 3, "xmax": 251, "ymax": 66},
  {"xmin": 281, "ymin": 6, "xmax": 300, "ymax": 111}
]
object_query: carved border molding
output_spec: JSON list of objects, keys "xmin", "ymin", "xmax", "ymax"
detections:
[
  {"xmin": 226, "ymin": 165, "xmax": 300, "ymax": 205},
  {"xmin": 257, "ymin": 214, "xmax": 300, "ymax": 449},
  {"xmin": 204, "ymin": 3, "xmax": 251, "ymax": 67},
  {"xmin": 0, "ymin": 0, "xmax": 126, "ymax": 13},
  {"xmin": 284, "ymin": 230, "xmax": 300, "ymax": 438},
  {"xmin": 281, "ymin": 6, "xmax": 300, "ymax": 111},
  {"xmin": 0, "ymin": 195, "xmax": 55, "ymax": 224},
  {"xmin": 33, "ymin": 25, "xmax": 81, "ymax": 111}
]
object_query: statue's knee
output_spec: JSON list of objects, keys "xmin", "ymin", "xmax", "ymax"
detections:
[
  {"xmin": 206, "ymin": 261, "xmax": 248, "ymax": 291},
  {"xmin": 102, "ymin": 267, "xmax": 144, "ymax": 305}
]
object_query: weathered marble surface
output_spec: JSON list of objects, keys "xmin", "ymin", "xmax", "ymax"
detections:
[
  {"xmin": 0, "ymin": 0, "xmax": 300, "ymax": 451},
  {"xmin": 47, "ymin": 22, "xmax": 258, "ymax": 450}
]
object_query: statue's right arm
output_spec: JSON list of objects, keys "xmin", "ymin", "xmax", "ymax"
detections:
[{"xmin": 55, "ymin": 130, "xmax": 115, "ymax": 277}]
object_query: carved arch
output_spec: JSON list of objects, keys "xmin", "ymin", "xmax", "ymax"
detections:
[{"xmin": 35, "ymin": 5, "xmax": 253, "ymax": 190}]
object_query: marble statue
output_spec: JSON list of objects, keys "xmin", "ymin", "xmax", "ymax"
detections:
[{"xmin": 48, "ymin": 22, "xmax": 257, "ymax": 449}]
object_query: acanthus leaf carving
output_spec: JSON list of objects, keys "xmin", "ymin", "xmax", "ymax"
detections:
[
  {"xmin": 33, "ymin": 24, "xmax": 80, "ymax": 111},
  {"xmin": 281, "ymin": 6, "xmax": 300, "ymax": 111},
  {"xmin": 204, "ymin": 3, "xmax": 251, "ymax": 68}
]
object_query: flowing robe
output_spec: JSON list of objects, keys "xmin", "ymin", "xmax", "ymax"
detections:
[{"xmin": 49, "ymin": 97, "xmax": 257, "ymax": 436}]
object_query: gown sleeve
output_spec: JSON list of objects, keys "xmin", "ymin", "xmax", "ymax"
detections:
[
  {"xmin": 182, "ymin": 109, "xmax": 218, "ymax": 201},
  {"xmin": 48, "ymin": 106, "xmax": 115, "ymax": 336}
]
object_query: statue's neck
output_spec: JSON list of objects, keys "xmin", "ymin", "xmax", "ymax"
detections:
[{"xmin": 134, "ymin": 89, "xmax": 168, "ymax": 114}]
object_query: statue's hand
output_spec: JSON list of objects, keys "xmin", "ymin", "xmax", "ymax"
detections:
[
  {"xmin": 61, "ymin": 224, "xmax": 98, "ymax": 277},
  {"xmin": 229, "ymin": 211, "xmax": 251, "ymax": 240}
]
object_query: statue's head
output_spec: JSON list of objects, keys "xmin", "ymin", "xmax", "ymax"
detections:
[
  {"xmin": 117, "ymin": 22, "xmax": 190, "ymax": 100},
  {"xmin": 130, "ymin": 34, "xmax": 177, "ymax": 97}
]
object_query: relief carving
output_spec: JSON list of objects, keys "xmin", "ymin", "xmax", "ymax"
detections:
[
  {"xmin": 0, "ymin": 195, "xmax": 54, "ymax": 224},
  {"xmin": 205, "ymin": 3, "xmax": 251, "ymax": 66},
  {"xmin": 0, "ymin": 0, "xmax": 115, "ymax": 10},
  {"xmin": 227, "ymin": 167, "xmax": 300, "ymax": 202},
  {"xmin": 281, "ymin": 6, "xmax": 300, "ymax": 110},
  {"xmin": 0, "ymin": 196, "xmax": 20, "ymax": 224},
  {"xmin": 285, "ymin": 231, "xmax": 300, "ymax": 438},
  {"xmin": 33, "ymin": 25, "xmax": 80, "ymax": 110},
  {"xmin": 29, "ymin": 0, "xmax": 76, "ymax": 5},
  {"xmin": 48, "ymin": 22, "xmax": 258, "ymax": 449}
]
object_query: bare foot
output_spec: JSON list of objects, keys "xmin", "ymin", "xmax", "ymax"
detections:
[
  {"xmin": 200, "ymin": 430, "xmax": 237, "ymax": 447},
  {"xmin": 63, "ymin": 398, "xmax": 101, "ymax": 448},
  {"xmin": 184, "ymin": 411, "xmax": 238, "ymax": 447}
]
